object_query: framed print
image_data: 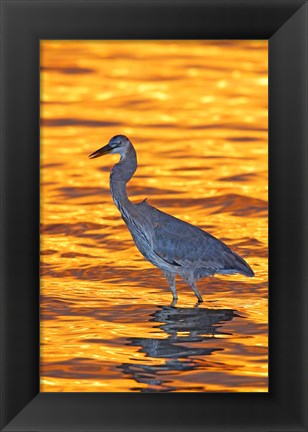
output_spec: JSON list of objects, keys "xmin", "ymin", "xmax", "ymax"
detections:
[{"xmin": 1, "ymin": 1, "xmax": 307, "ymax": 431}]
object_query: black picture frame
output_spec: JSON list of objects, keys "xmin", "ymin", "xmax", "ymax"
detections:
[{"xmin": 1, "ymin": 1, "xmax": 307, "ymax": 431}]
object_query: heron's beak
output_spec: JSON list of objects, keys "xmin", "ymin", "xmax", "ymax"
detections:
[{"xmin": 88, "ymin": 143, "xmax": 112, "ymax": 159}]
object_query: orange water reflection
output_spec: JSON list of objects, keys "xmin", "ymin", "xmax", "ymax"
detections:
[{"xmin": 40, "ymin": 41, "xmax": 268, "ymax": 392}]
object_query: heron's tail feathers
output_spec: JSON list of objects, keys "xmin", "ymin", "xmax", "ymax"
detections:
[{"xmin": 231, "ymin": 251, "xmax": 255, "ymax": 277}]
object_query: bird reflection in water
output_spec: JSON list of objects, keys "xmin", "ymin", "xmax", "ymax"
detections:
[{"xmin": 119, "ymin": 305, "xmax": 236, "ymax": 392}]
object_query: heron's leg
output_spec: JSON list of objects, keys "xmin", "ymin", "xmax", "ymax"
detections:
[
  {"xmin": 193, "ymin": 301, "xmax": 201, "ymax": 309},
  {"xmin": 179, "ymin": 273, "xmax": 203, "ymax": 303},
  {"xmin": 162, "ymin": 270, "xmax": 177, "ymax": 304},
  {"xmin": 191, "ymin": 282, "xmax": 203, "ymax": 303}
]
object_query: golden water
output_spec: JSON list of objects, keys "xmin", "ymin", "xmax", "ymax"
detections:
[{"xmin": 40, "ymin": 41, "xmax": 268, "ymax": 392}]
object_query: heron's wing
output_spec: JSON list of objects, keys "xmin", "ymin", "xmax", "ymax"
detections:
[{"xmin": 138, "ymin": 201, "xmax": 250, "ymax": 274}]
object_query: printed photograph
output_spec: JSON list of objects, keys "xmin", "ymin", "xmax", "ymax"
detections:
[{"xmin": 40, "ymin": 40, "xmax": 268, "ymax": 392}]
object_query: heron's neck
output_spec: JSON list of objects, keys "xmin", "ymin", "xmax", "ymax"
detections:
[{"xmin": 110, "ymin": 145, "xmax": 137, "ymax": 213}]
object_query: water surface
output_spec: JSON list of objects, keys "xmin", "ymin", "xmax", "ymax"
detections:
[{"xmin": 40, "ymin": 41, "xmax": 268, "ymax": 392}]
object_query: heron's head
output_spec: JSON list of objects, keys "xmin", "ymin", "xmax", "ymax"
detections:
[{"xmin": 88, "ymin": 135, "xmax": 132, "ymax": 159}]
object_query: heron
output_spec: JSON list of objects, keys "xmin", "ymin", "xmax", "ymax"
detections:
[{"xmin": 89, "ymin": 135, "xmax": 254, "ymax": 305}]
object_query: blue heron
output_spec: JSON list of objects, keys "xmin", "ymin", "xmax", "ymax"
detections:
[{"xmin": 89, "ymin": 135, "xmax": 254, "ymax": 305}]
